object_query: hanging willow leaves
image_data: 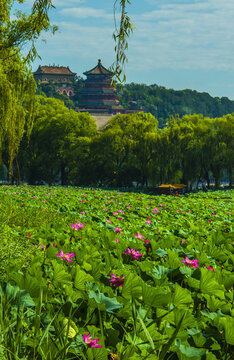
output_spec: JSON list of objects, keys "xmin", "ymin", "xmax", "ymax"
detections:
[
  {"xmin": 0, "ymin": 51, "xmax": 36, "ymax": 178},
  {"xmin": 112, "ymin": 0, "xmax": 134, "ymax": 83},
  {"xmin": 0, "ymin": 0, "xmax": 55, "ymax": 179},
  {"xmin": 0, "ymin": 0, "xmax": 133, "ymax": 178}
]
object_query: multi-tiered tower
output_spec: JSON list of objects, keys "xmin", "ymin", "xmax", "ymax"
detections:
[{"xmin": 78, "ymin": 59, "xmax": 125, "ymax": 114}]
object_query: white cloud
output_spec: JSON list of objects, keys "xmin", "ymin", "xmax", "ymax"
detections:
[
  {"xmin": 33, "ymin": 21, "xmax": 116, "ymax": 71},
  {"xmin": 54, "ymin": 0, "xmax": 85, "ymax": 6},
  {"xmin": 59, "ymin": 6, "xmax": 113, "ymax": 19},
  {"xmin": 31, "ymin": 0, "xmax": 234, "ymax": 98},
  {"xmin": 125, "ymin": 0, "xmax": 234, "ymax": 72}
]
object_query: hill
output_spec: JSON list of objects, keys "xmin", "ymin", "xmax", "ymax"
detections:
[
  {"xmin": 118, "ymin": 83, "xmax": 234, "ymax": 127},
  {"xmin": 36, "ymin": 80, "xmax": 234, "ymax": 128}
]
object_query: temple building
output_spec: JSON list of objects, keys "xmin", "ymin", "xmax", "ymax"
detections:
[
  {"xmin": 77, "ymin": 59, "xmax": 125, "ymax": 114},
  {"xmin": 33, "ymin": 65, "xmax": 76, "ymax": 96}
]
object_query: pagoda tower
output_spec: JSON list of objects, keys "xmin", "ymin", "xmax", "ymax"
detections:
[{"xmin": 78, "ymin": 59, "xmax": 125, "ymax": 114}]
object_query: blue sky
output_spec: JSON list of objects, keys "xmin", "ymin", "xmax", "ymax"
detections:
[{"xmin": 18, "ymin": 0, "xmax": 234, "ymax": 99}]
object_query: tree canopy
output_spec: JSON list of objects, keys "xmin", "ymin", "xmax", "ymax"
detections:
[
  {"xmin": 0, "ymin": 0, "xmax": 133, "ymax": 178},
  {"xmin": 11, "ymin": 109, "xmax": 233, "ymax": 188}
]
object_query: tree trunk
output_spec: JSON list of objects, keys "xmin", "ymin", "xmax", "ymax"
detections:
[
  {"xmin": 61, "ymin": 164, "xmax": 66, "ymax": 185},
  {"xmin": 204, "ymin": 170, "xmax": 210, "ymax": 188},
  {"xmin": 228, "ymin": 167, "xmax": 232, "ymax": 187},
  {"xmin": 15, "ymin": 157, "xmax": 22, "ymax": 185}
]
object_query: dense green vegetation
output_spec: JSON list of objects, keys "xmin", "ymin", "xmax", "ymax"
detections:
[
  {"xmin": 2, "ymin": 101, "xmax": 232, "ymax": 188},
  {"xmin": 37, "ymin": 79, "xmax": 234, "ymax": 129},
  {"xmin": 0, "ymin": 186, "xmax": 233, "ymax": 359},
  {"xmin": 0, "ymin": 0, "xmax": 57, "ymax": 177},
  {"xmin": 118, "ymin": 84, "xmax": 234, "ymax": 128}
]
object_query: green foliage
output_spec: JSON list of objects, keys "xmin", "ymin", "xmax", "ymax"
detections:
[
  {"xmin": 118, "ymin": 83, "xmax": 234, "ymax": 127},
  {"xmin": 17, "ymin": 95, "xmax": 97, "ymax": 185},
  {"xmin": 12, "ymin": 110, "xmax": 233, "ymax": 187},
  {"xmin": 0, "ymin": 186, "xmax": 233, "ymax": 359},
  {"xmin": 0, "ymin": 0, "xmax": 57, "ymax": 179}
]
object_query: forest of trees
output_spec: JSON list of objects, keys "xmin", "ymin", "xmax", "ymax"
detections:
[
  {"xmin": 118, "ymin": 83, "xmax": 234, "ymax": 128},
  {"xmin": 37, "ymin": 79, "xmax": 234, "ymax": 128},
  {"xmin": 1, "ymin": 95, "xmax": 233, "ymax": 188}
]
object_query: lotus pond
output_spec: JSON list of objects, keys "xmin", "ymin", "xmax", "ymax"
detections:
[{"xmin": 0, "ymin": 186, "xmax": 233, "ymax": 360}]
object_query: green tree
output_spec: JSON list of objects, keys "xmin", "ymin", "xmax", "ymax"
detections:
[
  {"xmin": 18, "ymin": 96, "xmax": 97, "ymax": 185},
  {"xmin": 213, "ymin": 115, "xmax": 234, "ymax": 187},
  {"xmin": 93, "ymin": 113, "xmax": 159, "ymax": 186},
  {"xmin": 0, "ymin": 0, "xmax": 56, "ymax": 179}
]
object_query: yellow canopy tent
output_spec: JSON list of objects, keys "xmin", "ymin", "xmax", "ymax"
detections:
[{"xmin": 158, "ymin": 184, "xmax": 175, "ymax": 188}]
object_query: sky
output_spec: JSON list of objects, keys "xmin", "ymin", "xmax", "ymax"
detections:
[{"xmin": 18, "ymin": 0, "xmax": 234, "ymax": 99}]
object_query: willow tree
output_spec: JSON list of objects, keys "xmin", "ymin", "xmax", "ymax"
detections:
[
  {"xmin": 0, "ymin": 53, "xmax": 36, "ymax": 179},
  {"xmin": 0, "ymin": 0, "xmax": 133, "ymax": 179},
  {"xmin": 0, "ymin": 0, "xmax": 56, "ymax": 179}
]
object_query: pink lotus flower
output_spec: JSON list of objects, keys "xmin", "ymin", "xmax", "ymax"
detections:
[
  {"xmin": 113, "ymin": 212, "xmax": 118, "ymax": 215},
  {"xmin": 144, "ymin": 240, "xmax": 150, "ymax": 244},
  {"xmin": 106, "ymin": 219, "xmax": 112, "ymax": 223},
  {"xmin": 208, "ymin": 219, "xmax": 212, "ymax": 223},
  {"xmin": 118, "ymin": 217, "xmax": 122, "ymax": 220},
  {"xmin": 134, "ymin": 233, "xmax": 144, "ymax": 239},
  {"xmin": 71, "ymin": 222, "xmax": 84, "ymax": 230},
  {"xmin": 39, "ymin": 244, "xmax": 46, "ymax": 249},
  {"xmin": 109, "ymin": 273, "xmax": 125, "ymax": 287},
  {"xmin": 83, "ymin": 333, "xmax": 102, "ymax": 348},
  {"xmin": 115, "ymin": 238, "xmax": 119, "ymax": 243},
  {"xmin": 115, "ymin": 227, "xmax": 122, "ymax": 233},
  {"xmin": 206, "ymin": 266, "xmax": 215, "ymax": 272},
  {"xmin": 181, "ymin": 239, "xmax": 187, "ymax": 244},
  {"xmin": 145, "ymin": 220, "xmax": 152, "ymax": 224},
  {"xmin": 56, "ymin": 249, "xmax": 76, "ymax": 263},
  {"xmin": 123, "ymin": 248, "xmax": 142, "ymax": 260},
  {"xmin": 26, "ymin": 233, "xmax": 31, "ymax": 238},
  {"xmin": 181, "ymin": 256, "xmax": 199, "ymax": 268},
  {"xmin": 80, "ymin": 211, "xmax": 86, "ymax": 215}
]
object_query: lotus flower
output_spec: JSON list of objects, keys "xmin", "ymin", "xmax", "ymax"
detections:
[
  {"xmin": 71, "ymin": 222, "xmax": 84, "ymax": 230},
  {"xmin": 109, "ymin": 273, "xmax": 124, "ymax": 287},
  {"xmin": 123, "ymin": 248, "xmax": 142, "ymax": 260},
  {"xmin": 181, "ymin": 256, "xmax": 199, "ymax": 268},
  {"xmin": 83, "ymin": 333, "xmax": 102, "ymax": 348},
  {"xmin": 56, "ymin": 249, "xmax": 76, "ymax": 263},
  {"xmin": 134, "ymin": 233, "xmax": 144, "ymax": 239}
]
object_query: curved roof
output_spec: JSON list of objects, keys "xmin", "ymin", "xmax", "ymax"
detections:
[
  {"xmin": 84, "ymin": 59, "xmax": 112, "ymax": 76},
  {"xmin": 34, "ymin": 66, "xmax": 76, "ymax": 75}
]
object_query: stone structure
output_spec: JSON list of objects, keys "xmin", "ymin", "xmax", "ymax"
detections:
[
  {"xmin": 33, "ymin": 65, "xmax": 76, "ymax": 96},
  {"xmin": 77, "ymin": 59, "xmax": 125, "ymax": 114}
]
